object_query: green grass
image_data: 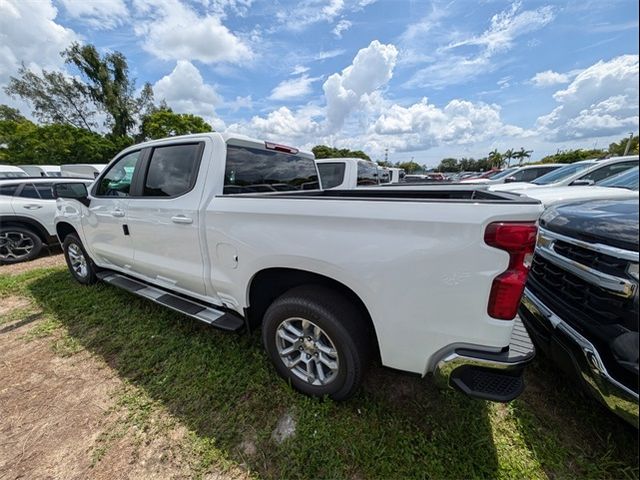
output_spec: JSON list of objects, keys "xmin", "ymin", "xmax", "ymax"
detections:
[{"xmin": 1, "ymin": 266, "xmax": 638, "ymax": 479}]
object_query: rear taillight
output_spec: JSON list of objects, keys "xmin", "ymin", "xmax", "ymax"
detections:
[{"xmin": 484, "ymin": 222, "xmax": 538, "ymax": 320}]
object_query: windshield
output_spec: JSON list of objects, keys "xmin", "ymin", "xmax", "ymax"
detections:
[
  {"xmin": 489, "ymin": 167, "xmax": 518, "ymax": 180},
  {"xmin": 531, "ymin": 161, "xmax": 594, "ymax": 185},
  {"xmin": 597, "ymin": 167, "xmax": 639, "ymax": 190}
]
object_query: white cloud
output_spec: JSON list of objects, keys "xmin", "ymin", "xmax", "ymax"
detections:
[
  {"xmin": 315, "ymin": 49, "xmax": 347, "ymax": 61},
  {"xmin": 230, "ymin": 105, "xmax": 323, "ymax": 142},
  {"xmin": 153, "ymin": 61, "xmax": 222, "ymax": 121},
  {"xmin": 269, "ymin": 75, "xmax": 320, "ymax": 101},
  {"xmin": 323, "ymin": 40, "xmax": 398, "ymax": 131},
  {"xmin": 59, "ymin": 0, "xmax": 128, "ymax": 29},
  {"xmin": 291, "ymin": 65, "xmax": 310, "ymax": 75},
  {"xmin": 333, "ymin": 19, "xmax": 352, "ymax": 38},
  {"xmin": 0, "ymin": 0, "xmax": 78, "ymax": 83},
  {"xmin": 537, "ymin": 55, "xmax": 639, "ymax": 140},
  {"xmin": 278, "ymin": 0, "xmax": 345, "ymax": 30},
  {"xmin": 530, "ymin": 70, "xmax": 571, "ymax": 87},
  {"xmin": 133, "ymin": 0, "xmax": 252, "ymax": 64},
  {"xmin": 404, "ymin": 2, "xmax": 556, "ymax": 88}
]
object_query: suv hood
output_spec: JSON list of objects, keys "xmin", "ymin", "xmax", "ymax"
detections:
[
  {"xmin": 525, "ymin": 186, "xmax": 638, "ymax": 207},
  {"xmin": 540, "ymin": 198, "xmax": 639, "ymax": 252}
]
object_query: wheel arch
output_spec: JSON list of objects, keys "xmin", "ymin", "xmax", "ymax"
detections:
[
  {"xmin": 55, "ymin": 221, "xmax": 80, "ymax": 244},
  {"xmin": 0, "ymin": 215, "xmax": 53, "ymax": 244},
  {"xmin": 246, "ymin": 267, "xmax": 380, "ymax": 357}
]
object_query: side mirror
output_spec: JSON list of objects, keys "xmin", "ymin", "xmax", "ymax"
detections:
[
  {"xmin": 53, "ymin": 183, "xmax": 89, "ymax": 206},
  {"xmin": 504, "ymin": 176, "xmax": 517, "ymax": 183},
  {"xmin": 570, "ymin": 179, "xmax": 595, "ymax": 186}
]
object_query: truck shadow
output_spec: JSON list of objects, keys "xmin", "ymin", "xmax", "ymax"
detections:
[{"xmin": 24, "ymin": 270, "xmax": 633, "ymax": 478}]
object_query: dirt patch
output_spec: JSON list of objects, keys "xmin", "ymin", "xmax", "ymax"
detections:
[
  {"xmin": 0, "ymin": 253, "xmax": 66, "ymax": 276},
  {"xmin": 0, "ymin": 296, "xmax": 32, "ymax": 317},
  {"xmin": 0, "ymin": 300, "xmax": 243, "ymax": 480}
]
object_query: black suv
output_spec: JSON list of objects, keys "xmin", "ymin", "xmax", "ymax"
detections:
[{"xmin": 519, "ymin": 198, "xmax": 639, "ymax": 427}]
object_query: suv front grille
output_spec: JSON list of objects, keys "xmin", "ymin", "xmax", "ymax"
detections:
[{"xmin": 553, "ymin": 240, "xmax": 629, "ymax": 277}]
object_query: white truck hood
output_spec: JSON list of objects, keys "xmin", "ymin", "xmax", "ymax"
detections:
[
  {"xmin": 521, "ymin": 185, "xmax": 638, "ymax": 207},
  {"xmin": 489, "ymin": 182, "xmax": 547, "ymax": 192}
]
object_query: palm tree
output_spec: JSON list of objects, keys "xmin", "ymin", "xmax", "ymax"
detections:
[
  {"xmin": 503, "ymin": 148, "xmax": 514, "ymax": 167},
  {"xmin": 516, "ymin": 147, "xmax": 533, "ymax": 165},
  {"xmin": 488, "ymin": 149, "xmax": 503, "ymax": 168}
]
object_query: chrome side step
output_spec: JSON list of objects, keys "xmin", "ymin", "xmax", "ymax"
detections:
[{"xmin": 97, "ymin": 271, "xmax": 245, "ymax": 332}]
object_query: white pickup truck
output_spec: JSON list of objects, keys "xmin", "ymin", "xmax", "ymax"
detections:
[
  {"xmin": 316, "ymin": 158, "xmax": 381, "ymax": 189},
  {"xmin": 53, "ymin": 132, "xmax": 543, "ymax": 402}
]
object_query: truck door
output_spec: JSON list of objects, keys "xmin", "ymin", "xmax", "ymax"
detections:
[
  {"xmin": 83, "ymin": 150, "xmax": 142, "ymax": 269},
  {"xmin": 126, "ymin": 142, "xmax": 208, "ymax": 296}
]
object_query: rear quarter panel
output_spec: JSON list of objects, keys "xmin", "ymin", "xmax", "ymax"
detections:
[{"xmin": 204, "ymin": 196, "xmax": 543, "ymax": 374}]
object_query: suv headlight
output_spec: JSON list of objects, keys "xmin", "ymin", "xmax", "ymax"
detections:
[{"xmin": 628, "ymin": 263, "xmax": 639, "ymax": 281}]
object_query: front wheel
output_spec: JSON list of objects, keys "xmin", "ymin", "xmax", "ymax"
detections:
[
  {"xmin": 63, "ymin": 234, "xmax": 98, "ymax": 285},
  {"xmin": 262, "ymin": 285, "xmax": 371, "ymax": 400},
  {"xmin": 0, "ymin": 226, "xmax": 43, "ymax": 264}
]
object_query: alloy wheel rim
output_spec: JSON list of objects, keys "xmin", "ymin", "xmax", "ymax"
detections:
[
  {"xmin": 0, "ymin": 232, "xmax": 35, "ymax": 261},
  {"xmin": 275, "ymin": 317, "xmax": 340, "ymax": 386},
  {"xmin": 67, "ymin": 243, "xmax": 88, "ymax": 278}
]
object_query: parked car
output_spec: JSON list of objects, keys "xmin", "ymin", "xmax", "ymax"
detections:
[
  {"xmin": 53, "ymin": 132, "xmax": 542, "ymax": 402},
  {"xmin": 316, "ymin": 158, "xmax": 380, "ymax": 188},
  {"xmin": 377, "ymin": 167, "xmax": 391, "ymax": 184},
  {"xmin": 459, "ymin": 168, "xmax": 503, "ymax": 182},
  {"xmin": 520, "ymin": 198, "xmax": 639, "ymax": 427},
  {"xmin": 403, "ymin": 173, "xmax": 447, "ymax": 183},
  {"xmin": 19, "ymin": 165, "xmax": 62, "ymax": 177},
  {"xmin": 0, "ymin": 165, "xmax": 28, "ymax": 179},
  {"xmin": 491, "ymin": 155, "xmax": 639, "ymax": 193},
  {"xmin": 60, "ymin": 164, "xmax": 106, "ymax": 179},
  {"xmin": 0, "ymin": 177, "xmax": 93, "ymax": 263},
  {"xmin": 461, "ymin": 164, "xmax": 563, "ymax": 184},
  {"xmin": 388, "ymin": 167, "xmax": 406, "ymax": 183},
  {"xmin": 520, "ymin": 167, "xmax": 638, "ymax": 207}
]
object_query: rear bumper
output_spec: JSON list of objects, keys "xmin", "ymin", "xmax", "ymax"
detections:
[
  {"xmin": 433, "ymin": 317, "xmax": 535, "ymax": 402},
  {"xmin": 520, "ymin": 287, "xmax": 639, "ymax": 428}
]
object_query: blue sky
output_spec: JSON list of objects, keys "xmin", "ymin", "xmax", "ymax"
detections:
[{"xmin": 1, "ymin": 0, "xmax": 638, "ymax": 166}]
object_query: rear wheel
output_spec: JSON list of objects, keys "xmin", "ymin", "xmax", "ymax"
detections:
[
  {"xmin": 0, "ymin": 226, "xmax": 43, "ymax": 264},
  {"xmin": 62, "ymin": 234, "xmax": 98, "ymax": 285},
  {"xmin": 262, "ymin": 285, "xmax": 371, "ymax": 400}
]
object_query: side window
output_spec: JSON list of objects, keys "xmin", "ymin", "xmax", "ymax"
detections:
[
  {"xmin": 143, "ymin": 144, "xmax": 201, "ymax": 197},
  {"xmin": 96, "ymin": 151, "xmax": 141, "ymax": 197},
  {"xmin": 581, "ymin": 162, "xmax": 637, "ymax": 183},
  {"xmin": 317, "ymin": 163, "xmax": 346, "ymax": 189},
  {"xmin": 356, "ymin": 161, "xmax": 379, "ymax": 186},
  {"xmin": 35, "ymin": 183, "xmax": 54, "ymax": 200},
  {"xmin": 18, "ymin": 183, "xmax": 40, "ymax": 199},
  {"xmin": 510, "ymin": 169, "xmax": 526, "ymax": 181},
  {"xmin": 223, "ymin": 145, "xmax": 319, "ymax": 193},
  {"xmin": 0, "ymin": 184, "xmax": 20, "ymax": 197}
]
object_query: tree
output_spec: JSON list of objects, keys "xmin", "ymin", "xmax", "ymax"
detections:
[
  {"xmin": 396, "ymin": 160, "xmax": 422, "ymax": 173},
  {"xmin": 488, "ymin": 149, "xmax": 503, "ymax": 168},
  {"xmin": 312, "ymin": 145, "xmax": 371, "ymax": 161},
  {"xmin": 609, "ymin": 135, "xmax": 639, "ymax": 156},
  {"xmin": 6, "ymin": 65, "xmax": 98, "ymax": 131},
  {"xmin": 539, "ymin": 148, "xmax": 605, "ymax": 164},
  {"xmin": 140, "ymin": 108, "xmax": 212, "ymax": 140},
  {"xmin": 0, "ymin": 104, "xmax": 26, "ymax": 122},
  {"xmin": 437, "ymin": 158, "xmax": 459, "ymax": 172},
  {"xmin": 63, "ymin": 43, "xmax": 154, "ymax": 137},
  {"xmin": 514, "ymin": 147, "xmax": 533, "ymax": 165},
  {"xmin": 503, "ymin": 148, "xmax": 514, "ymax": 167}
]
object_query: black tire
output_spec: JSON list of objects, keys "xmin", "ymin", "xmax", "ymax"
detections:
[
  {"xmin": 62, "ymin": 234, "xmax": 98, "ymax": 285},
  {"xmin": 262, "ymin": 285, "xmax": 371, "ymax": 400},
  {"xmin": 0, "ymin": 226, "xmax": 43, "ymax": 264}
]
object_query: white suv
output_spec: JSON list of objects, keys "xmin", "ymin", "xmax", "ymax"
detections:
[{"xmin": 0, "ymin": 177, "xmax": 92, "ymax": 264}]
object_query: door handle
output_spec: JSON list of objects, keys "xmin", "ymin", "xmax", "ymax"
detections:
[
  {"xmin": 171, "ymin": 215, "xmax": 193, "ymax": 224},
  {"xmin": 23, "ymin": 204, "xmax": 43, "ymax": 210},
  {"xmin": 111, "ymin": 209, "xmax": 125, "ymax": 218}
]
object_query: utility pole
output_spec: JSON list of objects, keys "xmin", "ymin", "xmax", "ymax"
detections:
[
  {"xmin": 384, "ymin": 148, "xmax": 388, "ymax": 164},
  {"xmin": 623, "ymin": 132, "xmax": 634, "ymax": 156}
]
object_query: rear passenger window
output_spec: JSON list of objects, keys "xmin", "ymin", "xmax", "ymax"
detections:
[
  {"xmin": 144, "ymin": 144, "xmax": 202, "ymax": 197},
  {"xmin": 18, "ymin": 183, "xmax": 39, "ymax": 199},
  {"xmin": 0, "ymin": 184, "xmax": 20, "ymax": 196},
  {"xmin": 581, "ymin": 161, "xmax": 637, "ymax": 183},
  {"xmin": 224, "ymin": 145, "xmax": 319, "ymax": 193},
  {"xmin": 317, "ymin": 163, "xmax": 346, "ymax": 189},
  {"xmin": 35, "ymin": 183, "xmax": 54, "ymax": 200},
  {"xmin": 356, "ymin": 161, "xmax": 379, "ymax": 186}
]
